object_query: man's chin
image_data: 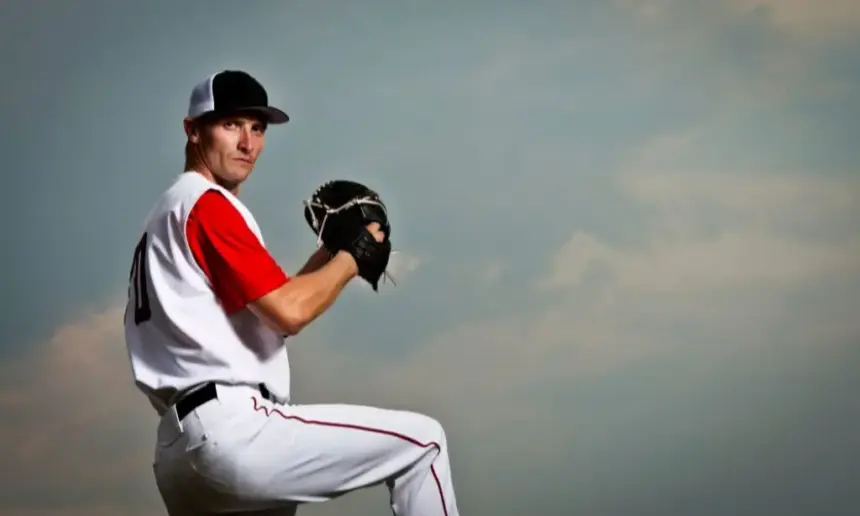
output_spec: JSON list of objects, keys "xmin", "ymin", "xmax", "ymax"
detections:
[{"xmin": 215, "ymin": 170, "xmax": 251, "ymax": 191}]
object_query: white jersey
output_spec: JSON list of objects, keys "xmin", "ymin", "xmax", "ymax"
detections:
[{"xmin": 123, "ymin": 171, "xmax": 290, "ymax": 415}]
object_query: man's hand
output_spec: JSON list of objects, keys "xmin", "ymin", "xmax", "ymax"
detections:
[
  {"xmin": 298, "ymin": 222, "xmax": 383, "ymax": 276},
  {"xmin": 365, "ymin": 222, "xmax": 385, "ymax": 243}
]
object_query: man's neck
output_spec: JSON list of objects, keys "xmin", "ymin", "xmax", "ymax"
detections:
[{"xmin": 184, "ymin": 168, "xmax": 240, "ymax": 196}]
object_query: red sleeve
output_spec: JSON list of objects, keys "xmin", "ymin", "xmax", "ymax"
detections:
[{"xmin": 185, "ymin": 190, "xmax": 289, "ymax": 315}]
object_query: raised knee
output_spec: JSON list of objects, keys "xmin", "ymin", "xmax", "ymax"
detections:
[{"xmin": 416, "ymin": 412, "xmax": 447, "ymax": 447}]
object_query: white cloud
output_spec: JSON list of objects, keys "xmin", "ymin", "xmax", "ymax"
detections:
[
  {"xmin": 620, "ymin": 171, "xmax": 860, "ymax": 224},
  {"xmin": 539, "ymin": 169, "xmax": 860, "ymax": 295},
  {"xmin": 622, "ymin": 0, "xmax": 860, "ymax": 39},
  {"xmin": 544, "ymin": 227, "xmax": 860, "ymax": 295},
  {"xmin": 0, "ymin": 302, "xmax": 160, "ymax": 514},
  {"xmin": 380, "ymin": 250, "xmax": 423, "ymax": 288},
  {"xmin": 731, "ymin": 0, "xmax": 860, "ymax": 39},
  {"xmin": 477, "ymin": 261, "xmax": 505, "ymax": 285},
  {"xmin": 427, "ymin": 153, "xmax": 860, "ymax": 405}
]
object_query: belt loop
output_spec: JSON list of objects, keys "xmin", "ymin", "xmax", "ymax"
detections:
[{"xmin": 259, "ymin": 383, "xmax": 271, "ymax": 400}]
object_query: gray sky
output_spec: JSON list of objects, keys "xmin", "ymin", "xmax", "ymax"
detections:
[{"xmin": 2, "ymin": 1, "xmax": 859, "ymax": 515}]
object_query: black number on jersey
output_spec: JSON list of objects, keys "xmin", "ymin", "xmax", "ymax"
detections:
[{"xmin": 129, "ymin": 232, "xmax": 152, "ymax": 325}]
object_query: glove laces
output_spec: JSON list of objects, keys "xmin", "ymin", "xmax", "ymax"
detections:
[{"xmin": 302, "ymin": 194, "xmax": 397, "ymax": 288}]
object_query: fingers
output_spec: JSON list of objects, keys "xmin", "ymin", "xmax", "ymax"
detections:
[{"xmin": 366, "ymin": 222, "xmax": 385, "ymax": 242}]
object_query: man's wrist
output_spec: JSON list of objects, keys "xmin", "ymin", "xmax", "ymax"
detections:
[
  {"xmin": 296, "ymin": 246, "xmax": 335, "ymax": 275},
  {"xmin": 331, "ymin": 250, "xmax": 359, "ymax": 278}
]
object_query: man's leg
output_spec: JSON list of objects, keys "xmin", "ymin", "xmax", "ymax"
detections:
[
  {"xmin": 253, "ymin": 401, "xmax": 458, "ymax": 515},
  {"xmin": 185, "ymin": 388, "xmax": 460, "ymax": 516}
]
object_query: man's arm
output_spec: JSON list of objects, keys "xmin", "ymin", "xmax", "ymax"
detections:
[
  {"xmin": 185, "ymin": 190, "xmax": 381, "ymax": 338},
  {"xmin": 249, "ymin": 250, "xmax": 357, "ymax": 336}
]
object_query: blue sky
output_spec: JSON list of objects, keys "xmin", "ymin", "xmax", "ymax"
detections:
[{"xmin": 1, "ymin": 1, "xmax": 859, "ymax": 515}]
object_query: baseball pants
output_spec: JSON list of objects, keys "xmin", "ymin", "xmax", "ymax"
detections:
[{"xmin": 152, "ymin": 383, "xmax": 461, "ymax": 516}]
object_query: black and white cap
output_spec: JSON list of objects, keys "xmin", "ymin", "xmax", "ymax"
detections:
[{"xmin": 187, "ymin": 70, "xmax": 289, "ymax": 124}]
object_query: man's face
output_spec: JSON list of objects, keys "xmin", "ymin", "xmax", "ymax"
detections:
[{"xmin": 186, "ymin": 113, "xmax": 268, "ymax": 189}]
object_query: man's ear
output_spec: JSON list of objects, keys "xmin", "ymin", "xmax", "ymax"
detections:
[{"xmin": 183, "ymin": 117, "xmax": 201, "ymax": 144}]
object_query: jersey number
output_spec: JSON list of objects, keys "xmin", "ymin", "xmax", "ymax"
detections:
[{"xmin": 129, "ymin": 232, "xmax": 152, "ymax": 325}]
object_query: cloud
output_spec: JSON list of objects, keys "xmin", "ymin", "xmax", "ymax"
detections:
[
  {"xmin": 622, "ymin": 0, "xmax": 860, "ymax": 39},
  {"xmin": 476, "ymin": 261, "xmax": 506, "ymax": 285},
  {"xmin": 393, "ymin": 110, "xmax": 860, "ymax": 410},
  {"xmin": 381, "ymin": 250, "xmax": 424, "ymax": 289},
  {"xmin": 616, "ymin": 0, "xmax": 859, "ymax": 113},
  {"xmin": 620, "ymin": 171, "xmax": 860, "ymax": 219},
  {"xmin": 0, "ymin": 302, "xmax": 161, "ymax": 514},
  {"xmin": 731, "ymin": 0, "xmax": 860, "ymax": 39},
  {"xmin": 540, "ymin": 172, "xmax": 860, "ymax": 295}
]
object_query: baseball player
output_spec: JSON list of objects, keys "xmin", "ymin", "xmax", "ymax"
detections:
[{"xmin": 123, "ymin": 69, "xmax": 461, "ymax": 516}]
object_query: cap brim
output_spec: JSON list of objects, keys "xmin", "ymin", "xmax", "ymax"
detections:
[
  {"xmin": 243, "ymin": 106, "xmax": 289, "ymax": 124},
  {"xmin": 207, "ymin": 106, "xmax": 288, "ymax": 124},
  {"xmin": 191, "ymin": 106, "xmax": 290, "ymax": 125}
]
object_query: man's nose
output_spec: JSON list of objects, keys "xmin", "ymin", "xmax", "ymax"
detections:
[{"xmin": 237, "ymin": 129, "xmax": 252, "ymax": 151}]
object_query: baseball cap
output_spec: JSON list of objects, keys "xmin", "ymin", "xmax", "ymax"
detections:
[{"xmin": 187, "ymin": 70, "xmax": 289, "ymax": 124}]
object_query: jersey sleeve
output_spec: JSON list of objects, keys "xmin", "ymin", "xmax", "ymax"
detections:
[{"xmin": 185, "ymin": 190, "xmax": 290, "ymax": 315}]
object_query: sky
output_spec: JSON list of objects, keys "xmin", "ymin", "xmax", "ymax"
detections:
[{"xmin": 1, "ymin": 0, "xmax": 859, "ymax": 515}]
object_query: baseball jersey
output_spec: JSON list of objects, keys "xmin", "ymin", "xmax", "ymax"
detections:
[{"xmin": 124, "ymin": 171, "xmax": 291, "ymax": 416}]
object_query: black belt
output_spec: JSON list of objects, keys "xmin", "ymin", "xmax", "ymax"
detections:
[{"xmin": 175, "ymin": 382, "xmax": 274, "ymax": 421}]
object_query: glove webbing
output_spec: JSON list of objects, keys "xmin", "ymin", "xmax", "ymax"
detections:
[{"xmin": 302, "ymin": 196, "xmax": 397, "ymax": 287}]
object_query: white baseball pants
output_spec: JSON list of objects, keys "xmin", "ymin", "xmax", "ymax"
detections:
[{"xmin": 152, "ymin": 383, "xmax": 461, "ymax": 516}]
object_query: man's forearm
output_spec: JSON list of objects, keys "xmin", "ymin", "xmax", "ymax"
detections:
[
  {"xmin": 296, "ymin": 247, "xmax": 332, "ymax": 276},
  {"xmin": 250, "ymin": 251, "xmax": 358, "ymax": 336}
]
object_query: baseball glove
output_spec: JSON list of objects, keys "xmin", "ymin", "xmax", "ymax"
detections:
[{"xmin": 303, "ymin": 179, "xmax": 392, "ymax": 290}]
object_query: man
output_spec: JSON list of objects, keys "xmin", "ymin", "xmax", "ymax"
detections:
[{"xmin": 123, "ymin": 69, "xmax": 461, "ymax": 516}]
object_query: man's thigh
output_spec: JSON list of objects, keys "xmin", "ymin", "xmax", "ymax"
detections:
[
  {"xmin": 244, "ymin": 402, "xmax": 445, "ymax": 499},
  {"xmin": 198, "ymin": 398, "xmax": 446, "ymax": 507}
]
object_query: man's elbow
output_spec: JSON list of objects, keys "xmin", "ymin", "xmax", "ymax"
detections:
[
  {"xmin": 249, "ymin": 289, "xmax": 311, "ymax": 337},
  {"xmin": 278, "ymin": 304, "xmax": 311, "ymax": 336}
]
